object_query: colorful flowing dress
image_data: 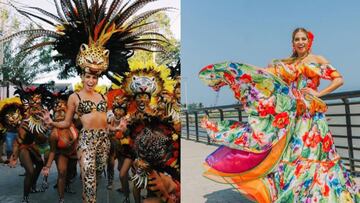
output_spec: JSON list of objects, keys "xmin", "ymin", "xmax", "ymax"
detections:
[{"xmin": 199, "ymin": 61, "xmax": 360, "ymax": 202}]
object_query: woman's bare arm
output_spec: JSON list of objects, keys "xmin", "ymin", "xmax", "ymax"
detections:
[{"xmin": 301, "ymin": 55, "xmax": 344, "ymax": 97}]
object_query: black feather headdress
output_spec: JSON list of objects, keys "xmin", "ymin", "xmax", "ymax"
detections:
[{"xmin": 1, "ymin": 0, "xmax": 172, "ymax": 82}]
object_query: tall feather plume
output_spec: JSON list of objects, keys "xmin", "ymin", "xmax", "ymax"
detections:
[
  {"xmin": 96, "ymin": 0, "xmax": 108, "ymax": 24},
  {"xmin": 2, "ymin": 0, "xmax": 172, "ymax": 80},
  {"xmin": 21, "ymin": 41, "xmax": 56, "ymax": 54},
  {"xmin": 60, "ymin": 0, "xmax": 77, "ymax": 21},
  {"xmin": 20, "ymin": 34, "xmax": 49, "ymax": 51},
  {"xmin": 120, "ymin": 23, "xmax": 159, "ymax": 41},
  {"xmin": 26, "ymin": 7, "xmax": 63, "ymax": 23},
  {"xmin": 59, "ymin": 0, "xmax": 73, "ymax": 22},
  {"xmin": 115, "ymin": 0, "xmax": 158, "ymax": 26},
  {"xmin": 125, "ymin": 43, "xmax": 166, "ymax": 52},
  {"xmin": 54, "ymin": 0, "xmax": 67, "ymax": 22},
  {"xmin": 124, "ymin": 7, "xmax": 173, "ymax": 30},
  {"xmin": 16, "ymin": 9, "xmax": 56, "ymax": 26},
  {"xmin": 0, "ymin": 29, "xmax": 61, "ymax": 44},
  {"xmin": 109, "ymin": 0, "xmax": 124, "ymax": 23}
]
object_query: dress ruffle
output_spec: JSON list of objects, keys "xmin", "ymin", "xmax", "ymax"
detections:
[{"xmin": 199, "ymin": 62, "xmax": 360, "ymax": 202}]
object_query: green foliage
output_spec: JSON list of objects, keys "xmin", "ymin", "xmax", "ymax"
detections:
[
  {"xmin": 129, "ymin": 11, "xmax": 180, "ymax": 66},
  {"xmin": 1, "ymin": 40, "xmax": 61, "ymax": 85},
  {"xmin": 0, "ymin": 8, "xmax": 62, "ymax": 85}
]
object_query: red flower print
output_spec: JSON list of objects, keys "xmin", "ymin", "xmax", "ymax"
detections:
[
  {"xmin": 231, "ymin": 84, "xmax": 241, "ymax": 100},
  {"xmin": 295, "ymin": 164, "xmax": 303, "ymax": 177},
  {"xmin": 257, "ymin": 99, "xmax": 276, "ymax": 117},
  {"xmin": 323, "ymin": 184, "xmax": 330, "ymax": 197},
  {"xmin": 252, "ymin": 131, "xmax": 265, "ymax": 145},
  {"xmin": 240, "ymin": 74, "xmax": 252, "ymax": 83},
  {"xmin": 324, "ymin": 67, "xmax": 335, "ymax": 79},
  {"xmin": 272, "ymin": 112, "xmax": 290, "ymax": 129},
  {"xmin": 322, "ymin": 133, "xmax": 334, "ymax": 153},
  {"xmin": 229, "ymin": 122, "xmax": 241, "ymax": 129},
  {"xmin": 224, "ymin": 72, "xmax": 235, "ymax": 84},
  {"xmin": 280, "ymin": 176, "xmax": 284, "ymax": 189},
  {"xmin": 234, "ymin": 136, "xmax": 247, "ymax": 145},
  {"xmin": 302, "ymin": 131, "xmax": 322, "ymax": 148},
  {"xmin": 322, "ymin": 161, "xmax": 335, "ymax": 173}
]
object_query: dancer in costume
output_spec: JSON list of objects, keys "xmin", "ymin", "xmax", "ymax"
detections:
[
  {"xmin": 130, "ymin": 117, "xmax": 180, "ymax": 203},
  {"xmin": 41, "ymin": 89, "xmax": 78, "ymax": 203},
  {"xmin": 9, "ymin": 85, "xmax": 53, "ymax": 203},
  {"xmin": 120, "ymin": 62, "xmax": 180, "ymax": 203},
  {"xmin": 0, "ymin": 97, "xmax": 24, "ymax": 163},
  {"xmin": 107, "ymin": 89, "xmax": 134, "ymax": 203},
  {"xmin": 1, "ymin": 1, "xmax": 171, "ymax": 202},
  {"xmin": 199, "ymin": 28, "xmax": 359, "ymax": 202},
  {"xmin": 42, "ymin": 71, "xmax": 122, "ymax": 203}
]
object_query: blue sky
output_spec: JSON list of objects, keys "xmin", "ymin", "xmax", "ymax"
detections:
[{"xmin": 181, "ymin": 0, "xmax": 360, "ymax": 106}]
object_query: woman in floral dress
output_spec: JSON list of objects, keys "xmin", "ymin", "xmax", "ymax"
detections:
[{"xmin": 200, "ymin": 28, "xmax": 359, "ymax": 202}]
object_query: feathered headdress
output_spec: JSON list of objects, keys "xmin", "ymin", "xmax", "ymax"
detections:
[
  {"xmin": 14, "ymin": 83, "xmax": 55, "ymax": 111},
  {"xmin": 1, "ymin": 0, "xmax": 171, "ymax": 82},
  {"xmin": 122, "ymin": 61, "xmax": 175, "ymax": 96},
  {"xmin": 0, "ymin": 97, "xmax": 24, "ymax": 128},
  {"xmin": 130, "ymin": 116, "xmax": 179, "ymax": 188}
]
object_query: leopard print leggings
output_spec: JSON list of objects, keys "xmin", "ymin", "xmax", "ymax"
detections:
[{"xmin": 78, "ymin": 129, "xmax": 110, "ymax": 203}]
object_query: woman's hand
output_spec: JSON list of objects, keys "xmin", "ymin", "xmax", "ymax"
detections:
[
  {"xmin": 147, "ymin": 171, "xmax": 177, "ymax": 203},
  {"xmin": 200, "ymin": 116, "xmax": 209, "ymax": 129},
  {"xmin": 8, "ymin": 155, "xmax": 17, "ymax": 168},
  {"xmin": 115, "ymin": 118, "xmax": 128, "ymax": 132},
  {"xmin": 40, "ymin": 110, "xmax": 53, "ymax": 127},
  {"xmin": 41, "ymin": 167, "xmax": 50, "ymax": 176},
  {"xmin": 301, "ymin": 87, "xmax": 320, "ymax": 97}
]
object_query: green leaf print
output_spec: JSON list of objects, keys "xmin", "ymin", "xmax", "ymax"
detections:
[
  {"xmin": 251, "ymin": 74, "xmax": 266, "ymax": 83},
  {"xmin": 278, "ymin": 191, "xmax": 294, "ymax": 203},
  {"xmin": 302, "ymin": 148, "xmax": 311, "ymax": 158},
  {"xmin": 275, "ymin": 94, "xmax": 292, "ymax": 113},
  {"xmin": 316, "ymin": 118, "xmax": 329, "ymax": 137},
  {"xmin": 248, "ymin": 116, "xmax": 273, "ymax": 132}
]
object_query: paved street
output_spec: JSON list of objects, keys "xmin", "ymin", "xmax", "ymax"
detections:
[
  {"xmin": 0, "ymin": 159, "xmax": 134, "ymax": 203},
  {"xmin": 181, "ymin": 139, "xmax": 253, "ymax": 203}
]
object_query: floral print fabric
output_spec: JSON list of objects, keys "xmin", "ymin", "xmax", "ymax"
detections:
[{"xmin": 199, "ymin": 62, "xmax": 360, "ymax": 202}]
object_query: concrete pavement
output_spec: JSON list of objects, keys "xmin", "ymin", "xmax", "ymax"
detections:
[
  {"xmin": 181, "ymin": 139, "xmax": 253, "ymax": 203},
  {"xmin": 0, "ymin": 159, "xmax": 135, "ymax": 203}
]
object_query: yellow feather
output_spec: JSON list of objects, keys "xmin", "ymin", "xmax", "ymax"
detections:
[{"xmin": 0, "ymin": 97, "xmax": 22, "ymax": 112}]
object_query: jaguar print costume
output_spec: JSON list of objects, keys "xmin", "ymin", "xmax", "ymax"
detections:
[
  {"xmin": 78, "ymin": 129, "xmax": 110, "ymax": 203},
  {"xmin": 76, "ymin": 44, "xmax": 110, "ymax": 75}
]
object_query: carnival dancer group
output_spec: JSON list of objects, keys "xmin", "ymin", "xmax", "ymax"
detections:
[{"xmin": 0, "ymin": 0, "xmax": 180, "ymax": 203}]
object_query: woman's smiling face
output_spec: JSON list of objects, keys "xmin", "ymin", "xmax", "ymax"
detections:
[{"xmin": 293, "ymin": 31, "xmax": 309, "ymax": 57}]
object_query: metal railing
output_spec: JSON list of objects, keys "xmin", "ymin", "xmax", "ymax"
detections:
[{"xmin": 181, "ymin": 90, "xmax": 360, "ymax": 176}]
